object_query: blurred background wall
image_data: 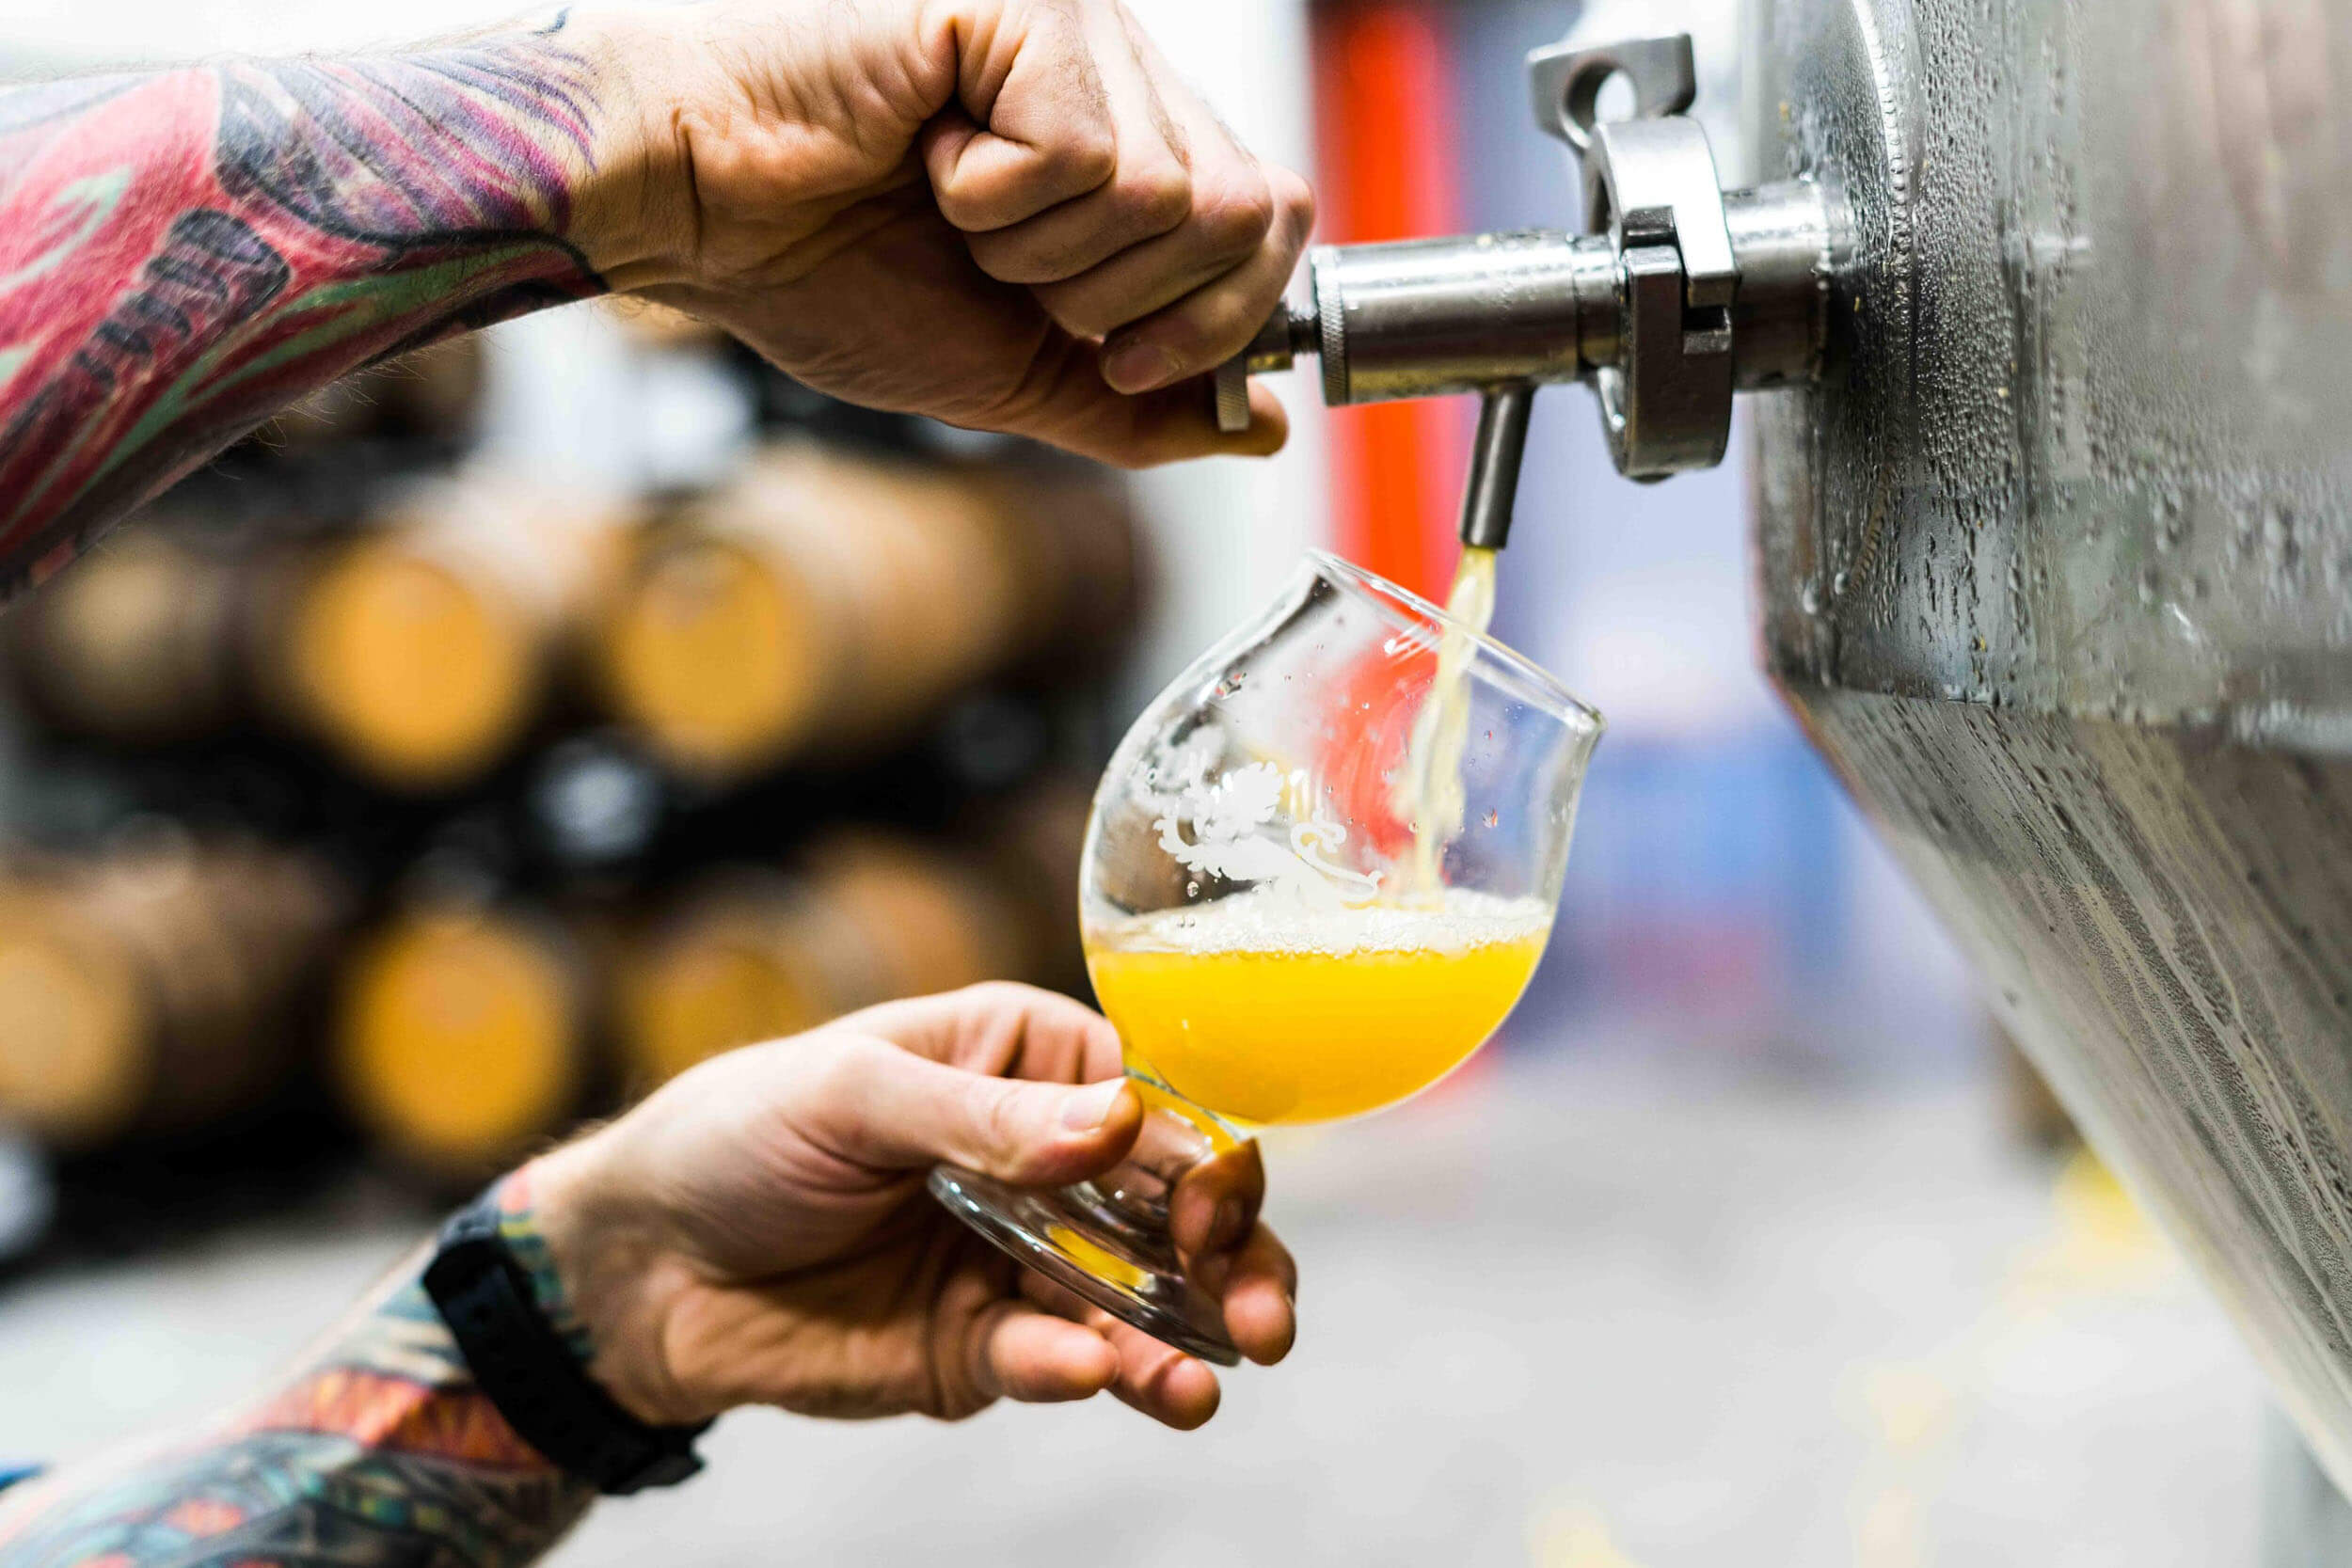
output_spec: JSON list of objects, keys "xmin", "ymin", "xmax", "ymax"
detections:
[{"xmin": 0, "ymin": 0, "xmax": 2290, "ymax": 1561}]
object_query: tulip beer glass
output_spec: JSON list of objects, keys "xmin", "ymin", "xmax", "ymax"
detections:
[{"xmin": 930, "ymin": 550, "xmax": 1602, "ymax": 1362}]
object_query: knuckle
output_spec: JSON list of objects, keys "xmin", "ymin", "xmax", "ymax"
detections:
[
  {"xmin": 935, "ymin": 188, "xmax": 991, "ymax": 230},
  {"xmin": 1158, "ymin": 301, "xmax": 1250, "ymax": 367},
  {"xmin": 1118, "ymin": 162, "xmax": 1194, "ymax": 235},
  {"xmin": 1048, "ymin": 127, "xmax": 1120, "ymax": 198},
  {"xmin": 961, "ymin": 229, "xmax": 1035, "ymax": 283},
  {"xmin": 814, "ymin": 1034, "xmax": 894, "ymax": 1100},
  {"xmin": 1273, "ymin": 166, "xmax": 1316, "ymax": 236},
  {"xmin": 807, "ymin": 1031, "xmax": 892, "ymax": 1098},
  {"xmin": 1033, "ymin": 282, "xmax": 1120, "ymax": 342},
  {"xmin": 962, "ymin": 1073, "xmax": 1031, "ymax": 1156},
  {"xmin": 961, "ymin": 978, "xmax": 1043, "ymax": 1010},
  {"xmin": 1193, "ymin": 174, "xmax": 1276, "ymax": 258}
]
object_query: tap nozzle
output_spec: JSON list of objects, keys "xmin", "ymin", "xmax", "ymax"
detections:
[{"xmin": 1460, "ymin": 386, "xmax": 1535, "ymax": 551}]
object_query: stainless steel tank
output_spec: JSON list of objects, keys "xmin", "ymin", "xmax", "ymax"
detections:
[
  {"xmin": 1217, "ymin": 0, "xmax": 2352, "ymax": 1488},
  {"xmin": 1743, "ymin": 0, "xmax": 2352, "ymax": 1485}
]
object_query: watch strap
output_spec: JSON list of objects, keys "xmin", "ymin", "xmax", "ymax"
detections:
[{"xmin": 423, "ymin": 1193, "xmax": 709, "ymax": 1495}]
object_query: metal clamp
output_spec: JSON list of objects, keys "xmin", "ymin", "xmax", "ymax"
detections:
[
  {"xmin": 1526, "ymin": 33, "xmax": 1697, "ymax": 155},
  {"xmin": 1580, "ymin": 115, "xmax": 1739, "ymax": 478}
]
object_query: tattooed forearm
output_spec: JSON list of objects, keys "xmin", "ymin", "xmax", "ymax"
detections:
[
  {"xmin": 0, "ymin": 24, "xmax": 608, "ymax": 595},
  {"xmin": 0, "ymin": 1175, "xmax": 598, "ymax": 1568}
]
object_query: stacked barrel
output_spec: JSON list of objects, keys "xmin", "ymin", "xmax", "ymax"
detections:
[{"xmin": 0, "ymin": 315, "xmax": 1133, "ymax": 1222}]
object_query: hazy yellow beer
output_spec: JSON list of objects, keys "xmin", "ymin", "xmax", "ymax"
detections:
[{"xmin": 1085, "ymin": 890, "xmax": 1551, "ymax": 1125}]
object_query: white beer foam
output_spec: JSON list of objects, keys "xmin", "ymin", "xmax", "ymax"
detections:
[{"xmin": 1089, "ymin": 886, "xmax": 1553, "ymax": 958}]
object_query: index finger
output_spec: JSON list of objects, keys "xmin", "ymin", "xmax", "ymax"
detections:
[{"xmin": 833, "ymin": 981, "xmax": 1124, "ymax": 1085}]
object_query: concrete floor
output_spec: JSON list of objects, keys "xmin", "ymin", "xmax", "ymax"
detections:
[{"xmin": 0, "ymin": 1053, "xmax": 2270, "ymax": 1566}]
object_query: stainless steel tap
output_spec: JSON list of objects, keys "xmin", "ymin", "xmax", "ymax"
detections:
[{"xmin": 1215, "ymin": 31, "xmax": 1843, "ymax": 549}]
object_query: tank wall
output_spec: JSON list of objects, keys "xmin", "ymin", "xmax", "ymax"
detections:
[{"xmin": 1749, "ymin": 0, "xmax": 2352, "ymax": 1482}]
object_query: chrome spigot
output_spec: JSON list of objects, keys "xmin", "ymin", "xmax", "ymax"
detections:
[{"xmin": 1215, "ymin": 31, "xmax": 1841, "ymax": 548}]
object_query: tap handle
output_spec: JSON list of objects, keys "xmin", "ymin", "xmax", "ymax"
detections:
[
  {"xmin": 1211, "ymin": 306, "xmax": 1320, "ymax": 434},
  {"xmin": 1212, "ymin": 356, "xmax": 1253, "ymax": 434}
]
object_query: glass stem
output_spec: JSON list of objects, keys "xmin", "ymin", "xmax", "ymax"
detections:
[{"xmin": 1084, "ymin": 1075, "xmax": 1234, "ymax": 1236}]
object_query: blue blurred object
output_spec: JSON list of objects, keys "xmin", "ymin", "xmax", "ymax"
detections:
[
  {"xmin": 0, "ymin": 1130, "xmax": 52, "ymax": 1268},
  {"xmin": 1446, "ymin": 0, "xmax": 1978, "ymax": 1077}
]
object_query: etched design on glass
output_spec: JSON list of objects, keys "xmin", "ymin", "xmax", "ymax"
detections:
[{"xmin": 1145, "ymin": 739, "xmax": 1379, "ymax": 906}]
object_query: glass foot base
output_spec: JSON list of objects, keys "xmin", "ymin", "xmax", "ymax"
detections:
[{"xmin": 929, "ymin": 1164, "xmax": 1240, "ymax": 1368}]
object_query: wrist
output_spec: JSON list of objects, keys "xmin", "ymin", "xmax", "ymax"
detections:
[
  {"xmin": 512, "ymin": 1135, "xmax": 712, "ymax": 1426},
  {"xmin": 543, "ymin": 8, "xmax": 703, "ymax": 291}
]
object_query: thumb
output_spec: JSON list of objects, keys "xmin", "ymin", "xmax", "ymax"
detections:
[{"xmin": 806, "ymin": 1035, "xmax": 1142, "ymax": 1184}]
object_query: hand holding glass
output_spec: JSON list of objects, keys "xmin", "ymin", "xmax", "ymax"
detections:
[{"xmin": 932, "ymin": 551, "xmax": 1602, "ymax": 1362}]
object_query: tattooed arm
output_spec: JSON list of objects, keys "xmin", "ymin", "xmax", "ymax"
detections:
[
  {"xmin": 0, "ymin": 24, "xmax": 638, "ymax": 594},
  {"xmin": 0, "ymin": 987, "xmax": 1296, "ymax": 1567},
  {"xmin": 0, "ymin": 1234, "xmax": 596, "ymax": 1567},
  {"xmin": 0, "ymin": 0, "xmax": 1311, "ymax": 599}
]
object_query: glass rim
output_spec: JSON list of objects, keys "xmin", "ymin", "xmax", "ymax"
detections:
[{"xmin": 1305, "ymin": 548, "xmax": 1606, "ymax": 736}]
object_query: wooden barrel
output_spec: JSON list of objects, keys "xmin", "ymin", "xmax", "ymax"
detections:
[
  {"xmin": 968, "ymin": 775, "xmax": 1096, "ymax": 998},
  {"xmin": 332, "ymin": 893, "xmax": 596, "ymax": 1177},
  {"xmin": 263, "ymin": 473, "xmax": 628, "ymax": 791},
  {"xmin": 1, "ymin": 529, "xmax": 246, "ymax": 745},
  {"xmin": 617, "ymin": 832, "xmax": 1025, "ymax": 1087},
  {"xmin": 0, "ymin": 835, "xmax": 347, "ymax": 1149},
  {"xmin": 616, "ymin": 873, "xmax": 874, "ymax": 1090},
  {"xmin": 975, "ymin": 465, "xmax": 1142, "ymax": 677},
  {"xmin": 804, "ymin": 832, "xmax": 1025, "ymax": 999},
  {"xmin": 593, "ymin": 444, "xmax": 1044, "ymax": 780}
]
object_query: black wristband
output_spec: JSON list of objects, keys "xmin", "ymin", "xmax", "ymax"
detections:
[{"xmin": 423, "ymin": 1192, "xmax": 709, "ymax": 1495}]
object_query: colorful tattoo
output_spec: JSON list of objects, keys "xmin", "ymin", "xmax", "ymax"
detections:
[
  {"xmin": 0, "ymin": 22, "xmax": 607, "ymax": 596},
  {"xmin": 0, "ymin": 1177, "xmax": 600, "ymax": 1568},
  {"xmin": 496, "ymin": 1166, "xmax": 595, "ymax": 1365}
]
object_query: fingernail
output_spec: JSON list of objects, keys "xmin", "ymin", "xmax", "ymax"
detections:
[
  {"xmin": 1208, "ymin": 1197, "xmax": 1246, "ymax": 1252},
  {"xmin": 1061, "ymin": 1078, "xmax": 1129, "ymax": 1132},
  {"xmin": 1102, "ymin": 340, "xmax": 1176, "ymax": 394}
]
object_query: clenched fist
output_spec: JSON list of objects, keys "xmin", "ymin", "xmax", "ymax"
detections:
[{"xmin": 573, "ymin": 0, "xmax": 1313, "ymax": 467}]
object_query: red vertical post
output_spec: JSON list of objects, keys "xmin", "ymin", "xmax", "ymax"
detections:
[{"xmin": 1310, "ymin": 0, "xmax": 1468, "ymax": 602}]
